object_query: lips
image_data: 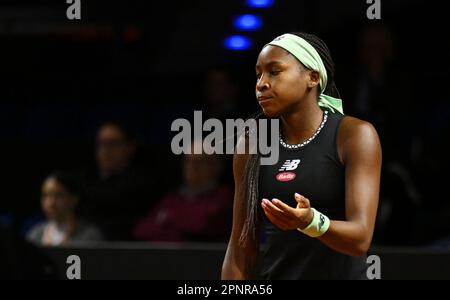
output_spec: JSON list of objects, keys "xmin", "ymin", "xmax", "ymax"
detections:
[{"xmin": 257, "ymin": 96, "xmax": 273, "ymax": 103}]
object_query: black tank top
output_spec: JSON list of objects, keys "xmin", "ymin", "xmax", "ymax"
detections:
[{"xmin": 258, "ymin": 112, "xmax": 368, "ymax": 279}]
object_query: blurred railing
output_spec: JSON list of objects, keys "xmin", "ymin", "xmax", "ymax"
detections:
[{"xmin": 41, "ymin": 242, "xmax": 450, "ymax": 280}]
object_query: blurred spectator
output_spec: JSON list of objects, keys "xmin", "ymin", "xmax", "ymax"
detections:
[
  {"xmin": 79, "ymin": 121, "xmax": 156, "ymax": 240},
  {"xmin": 344, "ymin": 24, "xmax": 414, "ymax": 157},
  {"xmin": 202, "ymin": 68, "xmax": 241, "ymax": 119},
  {"xmin": 133, "ymin": 141, "xmax": 233, "ymax": 242},
  {"xmin": 27, "ymin": 171, "xmax": 103, "ymax": 247},
  {"xmin": 351, "ymin": 25, "xmax": 395, "ymax": 121},
  {"xmin": 341, "ymin": 24, "xmax": 424, "ymax": 246}
]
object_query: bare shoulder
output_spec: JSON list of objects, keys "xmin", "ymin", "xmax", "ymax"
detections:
[
  {"xmin": 339, "ymin": 115, "xmax": 379, "ymax": 140},
  {"xmin": 337, "ymin": 115, "xmax": 382, "ymax": 165}
]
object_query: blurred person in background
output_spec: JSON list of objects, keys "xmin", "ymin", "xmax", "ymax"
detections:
[
  {"xmin": 27, "ymin": 171, "xmax": 103, "ymax": 246},
  {"xmin": 202, "ymin": 68, "xmax": 242, "ymax": 120},
  {"xmin": 343, "ymin": 25, "xmax": 423, "ymax": 245},
  {"xmin": 133, "ymin": 140, "xmax": 233, "ymax": 242},
  {"xmin": 79, "ymin": 121, "xmax": 156, "ymax": 241}
]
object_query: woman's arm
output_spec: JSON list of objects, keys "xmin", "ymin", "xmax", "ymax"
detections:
[
  {"xmin": 222, "ymin": 138, "xmax": 259, "ymax": 279},
  {"xmin": 317, "ymin": 117, "xmax": 381, "ymax": 256},
  {"xmin": 261, "ymin": 117, "xmax": 381, "ymax": 257}
]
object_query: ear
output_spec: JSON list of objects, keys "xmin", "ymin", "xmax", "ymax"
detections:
[{"xmin": 308, "ymin": 70, "xmax": 320, "ymax": 89}]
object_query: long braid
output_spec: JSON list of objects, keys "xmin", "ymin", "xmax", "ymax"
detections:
[
  {"xmin": 239, "ymin": 112, "xmax": 263, "ymax": 246},
  {"xmin": 239, "ymin": 33, "xmax": 339, "ymax": 246}
]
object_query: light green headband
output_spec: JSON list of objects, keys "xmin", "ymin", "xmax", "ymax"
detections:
[{"xmin": 267, "ymin": 33, "xmax": 344, "ymax": 114}]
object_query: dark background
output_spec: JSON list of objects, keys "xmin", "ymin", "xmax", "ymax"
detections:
[{"xmin": 1, "ymin": 0, "xmax": 449, "ymax": 247}]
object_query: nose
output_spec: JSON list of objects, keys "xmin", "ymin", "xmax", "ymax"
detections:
[
  {"xmin": 43, "ymin": 196, "xmax": 56, "ymax": 209},
  {"xmin": 256, "ymin": 74, "xmax": 269, "ymax": 92}
]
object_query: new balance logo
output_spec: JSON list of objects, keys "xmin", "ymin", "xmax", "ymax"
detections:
[
  {"xmin": 279, "ymin": 159, "xmax": 301, "ymax": 171},
  {"xmin": 318, "ymin": 214, "xmax": 325, "ymax": 230}
]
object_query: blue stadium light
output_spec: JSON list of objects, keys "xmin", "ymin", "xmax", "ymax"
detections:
[
  {"xmin": 246, "ymin": 0, "xmax": 274, "ymax": 8},
  {"xmin": 233, "ymin": 14, "xmax": 262, "ymax": 31},
  {"xmin": 224, "ymin": 35, "xmax": 252, "ymax": 50}
]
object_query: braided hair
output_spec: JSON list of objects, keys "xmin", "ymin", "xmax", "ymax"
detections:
[
  {"xmin": 239, "ymin": 32, "xmax": 339, "ymax": 246},
  {"xmin": 293, "ymin": 32, "xmax": 341, "ymax": 99}
]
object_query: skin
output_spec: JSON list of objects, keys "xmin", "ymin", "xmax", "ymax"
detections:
[
  {"xmin": 41, "ymin": 177, "xmax": 78, "ymax": 239},
  {"xmin": 222, "ymin": 45, "xmax": 382, "ymax": 279},
  {"xmin": 184, "ymin": 140, "xmax": 223, "ymax": 191},
  {"xmin": 184, "ymin": 154, "xmax": 222, "ymax": 191},
  {"xmin": 96, "ymin": 124, "xmax": 136, "ymax": 179}
]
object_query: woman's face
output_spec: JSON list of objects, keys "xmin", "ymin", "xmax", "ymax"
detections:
[
  {"xmin": 41, "ymin": 177, "xmax": 77, "ymax": 222},
  {"xmin": 255, "ymin": 45, "xmax": 318, "ymax": 117}
]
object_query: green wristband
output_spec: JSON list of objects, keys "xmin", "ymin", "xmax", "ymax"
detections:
[{"xmin": 297, "ymin": 208, "xmax": 330, "ymax": 238}]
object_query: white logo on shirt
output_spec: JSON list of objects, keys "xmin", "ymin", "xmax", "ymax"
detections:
[{"xmin": 279, "ymin": 159, "xmax": 301, "ymax": 171}]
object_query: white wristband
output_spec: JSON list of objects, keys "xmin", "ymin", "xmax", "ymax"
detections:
[{"xmin": 297, "ymin": 208, "xmax": 330, "ymax": 238}]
